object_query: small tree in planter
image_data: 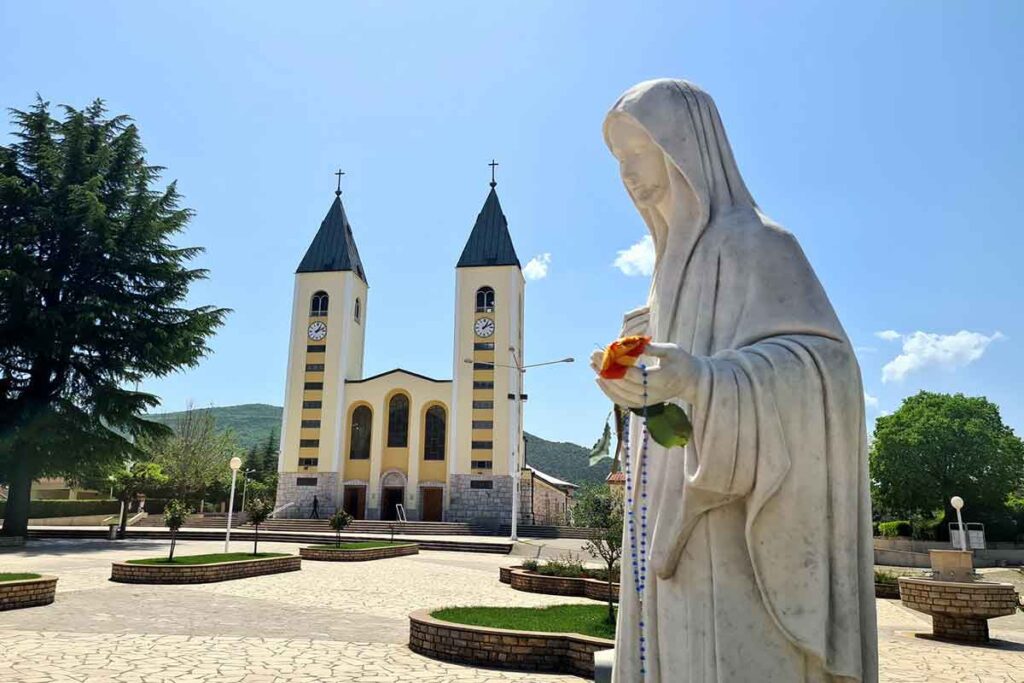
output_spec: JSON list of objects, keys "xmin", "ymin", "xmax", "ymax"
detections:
[
  {"xmin": 328, "ymin": 509, "xmax": 353, "ymax": 548},
  {"xmin": 163, "ymin": 499, "xmax": 189, "ymax": 562},
  {"xmin": 572, "ymin": 483, "xmax": 624, "ymax": 624},
  {"xmin": 245, "ymin": 496, "xmax": 274, "ymax": 555}
]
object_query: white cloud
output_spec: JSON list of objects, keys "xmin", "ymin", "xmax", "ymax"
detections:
[
  {"xmin": 613, "ymin": 235, "xmax": 655, "ymax": 276},
  {"xmin": 864, "ymin": 392, "xmax": 880, "ymax": 411},
  {"xmin": 523, "ymin": 253, "xmax": 551, "ymax": 281},
  {"xmin": 880, "ymin": 330, "xmax": 1005, "ymax": 383},
  {"xmin": 875, "ymin": 330, "xmax": 901, "ymax": 341}
]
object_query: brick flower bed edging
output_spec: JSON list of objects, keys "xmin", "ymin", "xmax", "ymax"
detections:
[
  {"xmin": 299, "ymin": 543, "xmax": 418, "ymax": 562},
  {"xmin": 875, "ymin": 581, "xmax": 900, "ymax": 599},
  {"xmin": 0, "ymin": 575, "xmax": 57, "ymax": 611},
  {"xmin": 409, "ymin": 608, "xmax": 612, "ymax": 678},
  {"xmin": 898, "ymin": 577, "xmax": 1018, "ymax": 642},
  {"xmin": 502, "ymin": 566, "xmax": 619, "ymax": 603},
  {"xmin": 110, "ymin": 555, "xmax": 300, "ymax": 584}
]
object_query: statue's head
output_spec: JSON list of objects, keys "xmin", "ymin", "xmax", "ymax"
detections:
[
  {"xmin": 605, "ymin": 113, "xmax": 670, "ymax": 209},
  {"xmin": 604, "ymin": 79, "xmax": 754, "ymax": 224}
]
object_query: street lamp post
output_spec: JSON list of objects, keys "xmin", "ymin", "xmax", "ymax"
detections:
[
  {"xmin": 240, "ymin": 468, "xmax": 256, "ymax": 516},
  {"xmin": 951, "ymin": 495, "xmax": 967, "ymax": 551},
  {"xmin": 224, "ymin": 456, "xmax": 242, "ymax": 552},
  {"xmin": 464, "ymin": 352, "xmax": 573, "ymax": 542}
]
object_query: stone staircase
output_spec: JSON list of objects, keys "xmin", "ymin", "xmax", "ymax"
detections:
[
  {"xmin": 135, "ymin": 513, "xmax": 247, "ymax": 528},
  {"xmin": 247, "ymin": 518, "xmax": 493, "ymax": 536},
  {"xmin": 28, "ymin": 527, "xmax": 512, "ymax": 554},
  {"xmin": 498, "ymin": 524, "xmax": 596, "ymax": 539}
]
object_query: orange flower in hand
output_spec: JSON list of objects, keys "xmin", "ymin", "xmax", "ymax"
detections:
[{"xmin": 599, "ymin": 335, "xmax": 651, "ymax": 379}]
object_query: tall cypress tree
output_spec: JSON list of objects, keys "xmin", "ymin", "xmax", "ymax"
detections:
[{"xmin": 0, "ymin": 98, "xmax": 226, "ymax": 538}]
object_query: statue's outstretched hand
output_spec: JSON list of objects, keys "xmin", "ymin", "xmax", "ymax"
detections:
[{"xmin": 591, "ymin": 342, "xmax": 703, "ymax": 408}]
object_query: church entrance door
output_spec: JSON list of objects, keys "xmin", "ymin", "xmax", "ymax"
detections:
[
  {"xmin": 381, "ymin": 487, "xmax": 404, "ymax": 521},
  {"xmin": 421, "ymin": 487, "xmax": 443, "ymax": 521},
  {"xmin": 343, "ymin": 486, "xmax": 366, "ymax": 520}
]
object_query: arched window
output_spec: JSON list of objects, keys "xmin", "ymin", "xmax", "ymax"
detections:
[
  {"xmin": 387, "ymin": 394, "xmax": 409, "ymax": 448},
  {"xmin": 310, "ymin": 291, "xmax": 329, "ymax": 317},
  {"xmin": 475, "ymin": 286, "xmax": 495, "ymax": 312},
  {"xmin": 354, "ymin": 297, "xmax": 361, "ymax": 323},
  {"xmin": 423, "ymin": 405, "xmax": 446, "ymax": 461},
  {"xmin": 349, "ymin": 405, "xmax": 371, "ymax": 460}
]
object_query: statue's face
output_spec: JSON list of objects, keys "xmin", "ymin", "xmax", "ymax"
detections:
[{"xmin": 608, "ymin": 115, "xmax": 669, "ymax": 208}]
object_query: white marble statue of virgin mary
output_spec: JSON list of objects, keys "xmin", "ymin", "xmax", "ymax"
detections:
[{"xmin": 593, "ymin": 80, "xmax": 878, "ymax": 682}]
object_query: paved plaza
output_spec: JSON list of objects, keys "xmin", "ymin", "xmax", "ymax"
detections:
[{"xmin": 1, "ymin": 539, "xmax": 1022, "ymax": 682}]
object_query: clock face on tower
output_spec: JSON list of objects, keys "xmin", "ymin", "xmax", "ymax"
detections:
[
  {"xmin": 307, "ymin": 321, "xmax": 327, "ymax": 341},
  {"xmin": 474, "ymin": 317, "xmax": 495, "ymax": 338}
]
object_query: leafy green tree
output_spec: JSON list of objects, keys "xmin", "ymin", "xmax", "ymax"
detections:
[
  {"xmin": 163, "ymin": 499, "xmax": 189, "ymax": 561},
  {"xmin": 244, "ymin": 494, "xmax": 273, "ymax": 555},
  {"xmin": 871, "ymin": 391, "xmax": 1024, "ymax": 539},
  {"xmin": 329, "ymin": 509, "xmax": 353, "ymax": 548},
  {"xmin": 143, "ymin": 405, "xmax": 240, "ymax": 508},
  {"xmin": 109, "ymin": 461, "xmax": 168, "ymax": 537},
  {"xmin": 0, "ymin": 98, "xmax": 226, "ymax": 538},
  {"xmin": 571, "ymin": 483, "xmax": 624, "ymax": 623}
]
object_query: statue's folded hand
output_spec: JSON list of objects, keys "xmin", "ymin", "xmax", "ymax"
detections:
[{"xmin": 592, "ymin": 342, "xmax": 703, "ymax": 407}]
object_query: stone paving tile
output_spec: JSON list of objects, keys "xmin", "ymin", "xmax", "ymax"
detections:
[{"xmin": 2, "ymin": 539, "xmax": 1024, "ymax": 681}]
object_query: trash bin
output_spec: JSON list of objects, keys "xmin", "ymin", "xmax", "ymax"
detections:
[{"xmin": 107, "ymin": 524, "xmax": 118, "ymax": 540}]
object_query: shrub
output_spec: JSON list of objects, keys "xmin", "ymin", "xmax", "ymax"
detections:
[
  {"xmin": 878, "ymin": 520, "xmax": 912, "ymax": 538},
  {"xmin": 537, "ymin": 554, "xmax": 586, "ymax": 578},
  {"xmin": 521, "ymin": 559, "xmax": 539, "ymax": 571},
  {"xmin": 874, "ymin": 569, "xmax": 899, "ymax": 585},
  {"xmin": 245, "ymin": 496, "xmax": 274, "ymax": 555},
  {"xmin": 163, "ymin": 500, "xmax": 190, "ymax": 561},
  {"xmin": 329, "ymin": 509, "xmax": 353, "ymax": 548}
]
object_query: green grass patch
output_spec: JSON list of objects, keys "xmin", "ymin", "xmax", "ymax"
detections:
[
  {"xmin": 126, "ymin": 552, "xmax": 288, "ymax": 566},
  {"xmin": 432, "ymin": 604, "xmax": 616, "ymax": 640},
  {"xmin": 0, "ymin": 573, "xmax": 42, "ymax": 582},
  {"xmin": 309, "ymin": 541, "xmax": 411, "ymax": 550}
]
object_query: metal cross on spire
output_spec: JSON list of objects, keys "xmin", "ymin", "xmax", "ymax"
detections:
[
  {"xmin": 488, "ymin": 159, "xmax": 499, "ymax": 188},
  {"xmin": 334, "ymin": 168, "xmax": 345, "ymax": 196}
]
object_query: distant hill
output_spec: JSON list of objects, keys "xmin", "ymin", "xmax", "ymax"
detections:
[
  {"xmin": 147, "ymin": 403, "xmax": 282, "ymax": 450},
  {"xmin": 146, "ymin": 403, "xmax": 609, "ymax": 486}
]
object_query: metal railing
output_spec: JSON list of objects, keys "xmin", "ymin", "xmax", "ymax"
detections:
[{"xmin": 270, "ymin": 502, "xmax": 296, "ymax": 519}]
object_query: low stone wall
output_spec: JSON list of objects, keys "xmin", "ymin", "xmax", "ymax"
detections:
[
  {"xmin": 504, "ymin": 566, "xmax": 619, "ymax": 603},
  {"xmin": 0, "ymin": 575, "xmax": 57, "ymax": 611},
  {"xmin": 898, "ymin": 577, "xmax": 1018, "ymax": 642},
  {"xmin": 875, "ymin": 582, "xmax": 900, "ymax": 599},
  {"xmin": 300, "ymin": 543, "xmax": 418, "ymax": 562},
  {"xmin": 110, "ymin": 555, "xmax": 300, "ymax": 584},
  {"xmin": 409, "ymin": 609, "xmax": 612, "ymax": 678}
]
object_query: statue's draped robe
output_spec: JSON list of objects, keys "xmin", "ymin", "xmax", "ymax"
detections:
[{"xmin": 607, "ymin": 80, "xmax": 877, "ymax": 683}]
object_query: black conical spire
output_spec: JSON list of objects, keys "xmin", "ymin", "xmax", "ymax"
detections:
[
  {"xmin": 456, "ymin": 164, "xmax": 520, "ymax": 269},
  {"xmin": 296, "ymin": 185, "xmax": 367, "ymax": 283}
]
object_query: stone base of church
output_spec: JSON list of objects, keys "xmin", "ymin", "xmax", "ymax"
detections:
[
  {"xmin": 446, "ymin": 474, "xmax": 514, "ymax": 529},
  {"xmin": 275, "ymin": 472, "xmax": 339, "ymax": 519}
]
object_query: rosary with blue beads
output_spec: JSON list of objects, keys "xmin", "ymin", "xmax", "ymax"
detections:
[{"xmin": 621, "ymin": 364, "xmax": 651, "ymax": 676}]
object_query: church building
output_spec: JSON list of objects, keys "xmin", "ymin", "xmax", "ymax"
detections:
[{"xmin": 275, "ymin": 173, "xmax": 558, "ymax": 526}]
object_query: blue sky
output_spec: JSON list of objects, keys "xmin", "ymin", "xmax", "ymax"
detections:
[{"xmin": 2, "ymin": 2, "xmax": 1022, "ymax": 446}]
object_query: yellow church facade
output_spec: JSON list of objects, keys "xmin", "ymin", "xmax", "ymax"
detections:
[{"xmin": 274, "ymin": 178, "xmax": 532, "ymax": 525}]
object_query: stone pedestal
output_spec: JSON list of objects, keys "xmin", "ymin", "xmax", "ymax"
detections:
[
  {"xmin": 929, "ymin": 549, "xmax": 973, "ymax": 582},
  {"xmin": 898, "ymin": 549, "xmax": 1020, "ymax": 643}
]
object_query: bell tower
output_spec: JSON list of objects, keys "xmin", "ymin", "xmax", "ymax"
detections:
[
  {"xmin": 447, "ymin": 166, "xmax": 525, "ymax": 524},
  {"xmin": 276, "ymin": 174, "xmax": 368, "ymax": 518}
]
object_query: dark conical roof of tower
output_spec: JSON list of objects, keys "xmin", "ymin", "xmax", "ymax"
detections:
[
  {"xmin": 457, "ymin": 186, "xmax": 520, "ymax": 269},
  {"xmin": 296, "ymin": 194, "xmax": 367, "ymax": 283}
]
